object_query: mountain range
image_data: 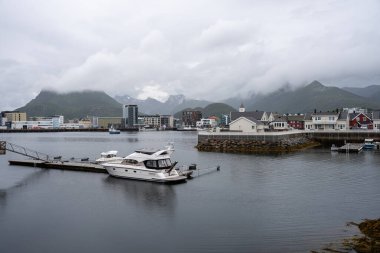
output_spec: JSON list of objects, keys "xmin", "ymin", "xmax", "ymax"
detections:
[
  {"xmin": 242, "ymin": 81, "xmax": 380, "ymax": 113},
  {"xmin": 15, "ymin": 81, "xmax": 380, "ymax": 119},
  {"xmin": 114, "ymin": 94, "xmax": 212, "ymax": 115}
]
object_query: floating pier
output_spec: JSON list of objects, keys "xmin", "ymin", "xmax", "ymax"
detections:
[
  {"xmin": 8, "ymin": 160, "xmax": 107, "ymax": 173},
  {"xmin": 337, "ymin": 143, "xmax": 364, "ymax": 153}
]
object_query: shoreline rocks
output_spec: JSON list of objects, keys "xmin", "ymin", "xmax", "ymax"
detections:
[{"xmin": 345, "ymin": 219, "xmax": 380, "ymax": 253}]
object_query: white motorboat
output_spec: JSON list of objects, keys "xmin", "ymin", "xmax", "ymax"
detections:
[
  {"xmin": 363, "ymin": 139, "xmax": 376, "ymax": 150},
  {"xmin": 330, "ymin": 144, "xmax": 339, "ymax": 152},
  {"xmin": 95, "ymin": 150, "xmax": 124, "ymax": 164},
  {"xmin": 109, "ymin": 126, "xmax": 121, "ymax": 134},
  {"xmin": 102, "ymin": 144, "xmax": 187, "ymax": 183}
]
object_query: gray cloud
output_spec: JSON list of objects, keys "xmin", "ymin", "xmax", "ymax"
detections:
[{"xmin": 0, "ymin": 0, "xmax": 379, "ymax": 110}]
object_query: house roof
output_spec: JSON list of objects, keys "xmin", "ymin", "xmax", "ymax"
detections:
[
  {"xmin": 338, "ymin": 111, "xmax": 348, "ymax": 120},
  {"xmin": 303, "ymin": 112, "xmax": 313, "ymax": 121},
  {"xmin": 312, "ymin": 112, "xmax": 339, "ymax": 116},
  {"xmin": 271, "ymin": 116, "xmax": 287, "ymax": 122},
  {"xmin": 230, "ymin": 111, "xmax": 266, "ymax": 121},
  {"xmin": 349, "ymin": 112, "xmax": 372, "ymax": 121},
  {"xmin": 230, "ymin": 116, "xmax": 264, "ymax": 125},
  {"xmin": 286, "ymin": 115, "xmax": 305, "ymax": 121}
]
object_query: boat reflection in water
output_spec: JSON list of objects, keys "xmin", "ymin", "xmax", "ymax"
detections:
[{"xmin": 103, "ymin": 176, "xmax": 177, "ymax": 212}]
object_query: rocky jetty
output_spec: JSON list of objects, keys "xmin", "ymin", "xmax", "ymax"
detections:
[
  {"xmin": 196, "ymin": 135, "xmax": 319, "ymax": 154},
  {"xmin": 345, "ymin": 219, "xmax": 380, "ymax": 253},
  {"xmin": 312, "ymin": 219, "xmax": 380, "ymax": 253}
]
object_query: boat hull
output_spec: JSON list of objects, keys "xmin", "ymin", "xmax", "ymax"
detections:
[
  {"xmin": 363, "ymin": 144, "xmax": 375, "ymax": 150},
  {"xmin": 104, "ymin": 166, "xmax": 187, "ymax": 183}
]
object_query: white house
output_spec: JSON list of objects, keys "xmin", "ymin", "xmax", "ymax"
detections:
[
  {"xmin": 336, "ymin": 111, "xmax": 349, "ymax": 130},
  {"xmin": 373, "ymin": 111, "xmax": 380, "ymax": 130},
  {"xmin": 229, "ymin": 117, "xmax": 264, "ymax": 133},
  {"xmin": 304, "ymin": 111, "xmax": 349, "ymax": 130},
  {"xmin": 269, "ymin": 116, "xmax": 289, "ymax": 131},
  {"xmin": 232, "ymin": 104, "xmax": 274, "ymax": 123}
]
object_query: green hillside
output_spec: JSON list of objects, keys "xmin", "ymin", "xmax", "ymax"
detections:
[
  {"xmin": 17, "ymin": 90, "xmax": 122, "ymax": 119},
  {"xmin": 248, "ymin": 81, "xmax": 380, "ymax": 113}
]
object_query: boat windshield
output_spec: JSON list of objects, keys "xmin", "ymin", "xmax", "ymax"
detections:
[
  {"xmin": 144, "ymin": 159, "xmax": 172, "ymax": 169},
  {"xmin": 121, "ymin": 159, "xmax": 139, "ymax": 165}
]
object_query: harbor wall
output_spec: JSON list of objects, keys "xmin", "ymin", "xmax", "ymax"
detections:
[
  {"xmin": 196, "ymin": 130, "xmax": 380, "ymax": 153},
  {"xmin": 305, "ymin": 131, "xmax": 380, "ymax": 146},
  {"xmin": 196, "ymin": 131, "xmax": 319, "ymax": 153}
]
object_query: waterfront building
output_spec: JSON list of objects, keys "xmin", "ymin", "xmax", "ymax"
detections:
[
  {"xmin": 123, "ymin": 105, "xmax": 138, "ymax": 128},
  {"xmin": 349, "ymin": 112, "xmax": 373, "ymax": 129},
  {"xmin": 182, "ymin": 110, "xmax": 202, "ymax": 127},
  {"xmin": 230, "ymin": 109, "xmax": 274, "ymax": 124},
  {"xmin": 269, "ymin": 116, "xmax": 289, "ymax": 131},
  {"xmin": 78, "ymin": 118, "xmax": 92, "ymax": 128},
  {"xmin": 141, "ymin": 115, "xmax": 161, "ymax": 128},
  {"xmin": 336, "ymin": 110, "xmax": 349, "ymax": 130},
  {"xmin": 304, "ymin": 112, "xmax": 339, "ymax": 130},
  {"xmin": 303, "ymin": 111, "xmax": 352, "ymax": 131},
  {"xmin": 229, "ymin": 116, "xmax": 265, "ymax": 133},
  {"xmin": 373, "ymin": 111, "xmax": 380, "ymax": 130},
  {"xmin": 4, "ymin": 111, "xmax": 27, "ymax": 122},
  {"xmin": 160, "ymin": 115, "xmax": 174, "ymax": 128},
  {"xmin": 286, "ymin": 114, "xmax": 305, "ymax": 130},
  {"xmin": 10, "ymin": 120, "xmax": 51, "ymax": 129},
  {"xmin": 97, "ymin": 117, "xmax": 122, "ymax": 129},
  {"xmin": 32, "ymin": 116, "xmax": 64, "ymax": 128}
]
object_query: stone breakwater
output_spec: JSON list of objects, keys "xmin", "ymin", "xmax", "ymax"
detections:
[{"xmin": 196, "ymin": 132, "xmax": 319, "ymax": 154}]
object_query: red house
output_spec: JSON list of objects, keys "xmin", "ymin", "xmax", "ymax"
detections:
[
  {"xmin": 349, "ymin": 112, "xmax": 373, "ymax": 129},
  {"xmin": 286, "ymin": 115, "xmax": 305, "ymax": 130}
]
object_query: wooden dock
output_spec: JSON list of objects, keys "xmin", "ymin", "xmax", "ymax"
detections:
[
  {"xmin": 337, "ymin": 143, "xmax": 364, "ymax": 153},
  {"xmin": 8, "ymin": 160, "xmax": 107, "ymax": 173}
]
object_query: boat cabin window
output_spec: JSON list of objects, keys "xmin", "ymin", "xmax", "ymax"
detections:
[
  {"xmin": 144, "ymin": 159, "xmax": 172, "ymax": 169},
  {"xmin": 122, "ymin": 159, "xmax": 139, "ymax": 165}
]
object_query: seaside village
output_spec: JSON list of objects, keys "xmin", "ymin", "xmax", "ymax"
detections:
[
  {"xmin": 1, "ymin": 104, "xmax": 380, "ymax": 132},
  {"xmin": 0, "ymin": 104, "xmax": 380, "ymax": 133}
]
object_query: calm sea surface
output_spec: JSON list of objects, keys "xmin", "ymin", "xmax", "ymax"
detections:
[{"xmin": 0, "ymin": 131, "xmax": 379, "ymax": 253}]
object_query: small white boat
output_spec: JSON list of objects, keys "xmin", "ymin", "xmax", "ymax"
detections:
[
  {"xmin": 109, "ymin": 126, "xmax": 120, "ymax": 134},
  {"xmin": 331, "ymin": 144, "xmax": 339, "ymax": 152},
  {"xmin": 95, "ymin": 150, "xmax": 124, "ymax": 164},
  {"xmin": 363, "ymin": 139, "xmax": 376, "ymax": 150},
  {"xmin": 102, "ymin": 143, "xmax": 187, "ymax": 183}
]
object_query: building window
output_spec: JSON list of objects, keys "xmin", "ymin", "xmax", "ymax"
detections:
[{"xmin": 252, "ymin": 126, "xmax": 255, "ymax": 129}]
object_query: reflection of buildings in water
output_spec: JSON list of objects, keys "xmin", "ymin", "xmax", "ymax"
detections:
[
  {"xmin": 103, "ymin": 177, "xmax": 177, "ymax": 214},
  {"xmin": 0, "ymin": 170, "xmax": 48, "ymax": 210},
  {"xmin": 126, "ymin": 138, "xmax": 138, "ymax": 143}
]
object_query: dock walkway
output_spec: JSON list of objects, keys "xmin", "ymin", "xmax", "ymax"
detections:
[
  {"xmin": 8, "ymin": 160, "xmax": 107, "ymax": 173},
  {"xmin": 337, "ymin": 143, "xmax": 364, "ymax": 153}
]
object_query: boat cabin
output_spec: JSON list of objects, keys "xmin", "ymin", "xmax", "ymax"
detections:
[
  {"xmin": 144, "ymin": 159, "xmax": 173, "ymax": 169},
  {"xmin": 120, "ymin": 158, "xmax": 173, "ymax": 170},
  {"xmin": 100, "ymin": 151, "xmax": 118, "ymax": 158}
]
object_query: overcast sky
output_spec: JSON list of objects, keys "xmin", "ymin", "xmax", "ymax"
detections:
[{"xmin": 1, "ymin": 0, "xmax": 379, "ymax": 110}]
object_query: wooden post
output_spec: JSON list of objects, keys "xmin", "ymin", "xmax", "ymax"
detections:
[{"xmin": 0, "ymin": 141, "xmax": 5, "ymax": 155}]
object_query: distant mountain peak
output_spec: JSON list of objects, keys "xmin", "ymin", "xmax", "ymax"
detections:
[
  {"xmin": 17, "ymin": 90, "xmax": 122, "ymax": 119},
  {"xmin": 308, "ymin": 80, "xmax": 324, "ymax": 87},
  {"xmin": 166, "ymin": 94, "xmax": 186, "ymax": 105}
]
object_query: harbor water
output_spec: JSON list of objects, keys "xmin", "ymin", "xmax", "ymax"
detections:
[{"xmin": 0, "ymin": 131, "xmax": 380, "ymax": 252}]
